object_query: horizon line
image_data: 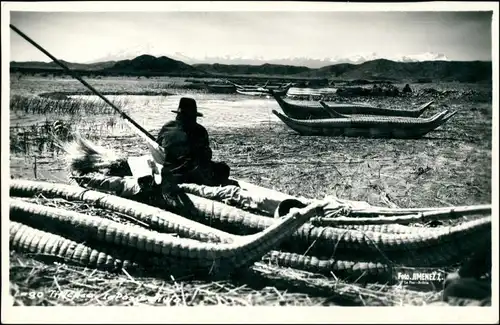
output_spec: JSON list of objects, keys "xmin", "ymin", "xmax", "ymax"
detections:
[{"xmin": 9, "ymin": 54, "xmax": 493, "ymax": 68}]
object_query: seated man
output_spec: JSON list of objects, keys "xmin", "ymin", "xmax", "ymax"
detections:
[{"xmin": 156, "ymin": 97, "xmax": 234, "ymax": 187}]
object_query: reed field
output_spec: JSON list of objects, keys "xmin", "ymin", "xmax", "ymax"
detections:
[{"xmin": 8, "ymin": 74, "xmax": 493, "ymax": 307}]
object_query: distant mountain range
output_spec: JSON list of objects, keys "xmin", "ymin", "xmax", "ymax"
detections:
[
  {"xmin": 171, "ymin": 52, "xmax": 451, "ymax": 69},
  {"xmin": 11, "ymin": 55, "xmax": 206, "ymax": 77},
  {"xmin": 193, "ymin": 63, "xmax": 311, "ymax": 76},
  {"xmin": 10, "ymin": 54, "xmax": 492, "ymax": 83},
  {"xmin": 85, "ymin": 47, "xmax": 451, "ymax": 68},
  {"xmin": 10, "ymin": 60, "xmax": 118, "ymax": 71}
]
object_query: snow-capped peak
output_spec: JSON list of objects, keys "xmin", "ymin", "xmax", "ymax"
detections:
[
  {"xmin": 86, "ymin": 47, "xmax": 450, "ymax": 68},
  {"xmin": 170, "ymin": 52, "xmax": 451, "ymax": 67},
  {"xmin": 398, "ymin": 52, "xmax": 449, "ymax": 62}
]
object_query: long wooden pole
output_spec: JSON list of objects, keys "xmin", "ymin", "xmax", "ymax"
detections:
[{"xmin": 9, "ymin": 24, "xmax": 166, "ymax": 164}]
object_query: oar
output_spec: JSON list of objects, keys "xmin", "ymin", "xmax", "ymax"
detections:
[{"xmin": 9, "ymin": 24, "xmax": 166, "ymax": 165}]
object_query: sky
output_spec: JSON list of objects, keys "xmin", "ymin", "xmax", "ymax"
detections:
[{"xmin": 9, "ymin": 10, "xmax": 493, "ymax": 64}]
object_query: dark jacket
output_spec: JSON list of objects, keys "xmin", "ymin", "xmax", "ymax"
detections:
[{"xmin": 156, "ymin": 119, "xmax": 213, "ymax": 175}]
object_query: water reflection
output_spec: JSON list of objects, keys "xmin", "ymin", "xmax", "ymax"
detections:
[{"xmin": 68, "ymin": 94, "xmax": 282, "ymax": 131}]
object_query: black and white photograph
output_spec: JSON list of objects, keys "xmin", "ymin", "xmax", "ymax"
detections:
[{"xmin": 2, "ymin": 1, "xmax": 498, "ymax": 323}]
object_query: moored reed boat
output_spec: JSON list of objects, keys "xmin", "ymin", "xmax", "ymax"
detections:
[
  {"xmin": 236, "ymin": 88, "xmax": 270, "ymax": 96},
  {"xmin": 317, "ymin": 101, "xmax": 423, "ymax": 119},
  {"xmin": 272, "ymin": 109, "xmax": 456, "ymax": 138},
  {"xmin": 266, "ymin": 85, "xmax": 290, "ymax": 96},
  {"xmin": 270, "ymin": 90, "xmax": 434, "ymax": 119},
  {"xmin": 286, "ymin": 87, "xmax": 338, "ymax": 99},
  {"xmin": 236, "ymin": 84, "xmax": 292, "ymax": 96},
  {"xmin": 205, "ymin": 83, "xmax": 237, "ymax": 94},
  {"xmin": 264, "ymin": 83, "xmax": 292, "ymax": 96}
]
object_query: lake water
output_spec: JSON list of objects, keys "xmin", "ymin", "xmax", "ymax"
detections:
[{"xmin": 68, "ymin": 94, "xmax": 284, "ymax": 131}]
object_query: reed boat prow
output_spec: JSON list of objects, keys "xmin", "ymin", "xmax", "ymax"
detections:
[
  {"xmin": 438, "ymin": 110, "xmax": 458, "ymax": 124},
  {"xmin": 319, "ymin": 101, "xmax": 350, "ymax": 118},
  {"xmin": 426, "ymin": 110, "xmax": 449, "ymax": 122},
  {"xmin": 418, "ymin": 100, "xmax": 435, "ymax": 113},
  {"xmin": 269, "ymin": 89, "xmax": 284, "ymax": 101},
  {"xmin": 272, "ymin": 109, "xmax": 291, "ymax": 122}
]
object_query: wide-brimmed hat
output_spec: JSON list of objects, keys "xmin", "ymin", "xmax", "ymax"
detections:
[{"xmin": 171, "ymin": 97, "xmax": 203, "ymax": 117}]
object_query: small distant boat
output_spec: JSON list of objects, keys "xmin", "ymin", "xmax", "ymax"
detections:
[
  {"xmin": 236, "ymin": 88, "xmax": 269, "ymax": 96},
  {"xmin": 205, "ymin": 83, "xmax": 237, "ymax": 94},
  {"xmin": 236, "ymin": 82, "xmax": 292, "ymax": 97},
  {"xmin": 269, "ymin": 90, "xmax": 433, "ymax": 119},
  {"xmin": 286, "ymin": 87, "xmax": 337, "ymax": 98},
  {"xmin": 268, "ymin": 83, "xmax": 292, "ymax": 96},
  {"xmin": 272, "ymin": 109, "xmax": 456, "ymax": 139}
]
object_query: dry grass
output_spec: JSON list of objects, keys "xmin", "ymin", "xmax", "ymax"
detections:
[
  {"xmin": 8, "ymin": 76, "xmax": 493, "ymax": 307},
  {"xmin": 9, "ymin": 94, "xmax": 129, "ymax": 117},
  {"xmin": 10, "ymin": 75, "xmax": 211, "ymax": 98},
  {"xmin": 9, "ymin": 249, "xmax": 444, "ymax": 307}
]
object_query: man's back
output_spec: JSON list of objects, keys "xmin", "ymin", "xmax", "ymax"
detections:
[
  {"xmin": 157, "ymin": 120, "xmax": 190, "ymax": 165},
  {"xmin": 157, "ymin": 119, "xmax": 212, "ymax": 168}
]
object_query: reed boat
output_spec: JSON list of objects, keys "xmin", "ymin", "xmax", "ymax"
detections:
[
  {"xmin": 227, "ymin": 80, "xmax": 268, "ymax": 90},
  {"xmin": 272, "ymin": 109, "xmax": 456, "ymax": 139},
  {"xmin": 317, "ymin": 101, "xmax": 422, "ymax": 119},
  {"xmin": 230, "ymin": 80, "xmax": 291, "ymax": 96},
  {"xmin": 264, "ymin": 83, "xmax": 292, "ymax": 96},
  {"xmin": 286, "ymin": 87, "xmax": 338, "ymax": 99},
  {"xmin": 265, "ymin": 83, "xmax": 293, "ymax": 91},
  {"xmin": 266, "ymin": 86, "xmax": 290, "ymax": 96},
  {"xmin": 236, "ymin": 88, "xmax": 270, "ymax": 96},
  {"xmin": 205, "ymin": 83, "xmax": 237, "ymax": 94},
  {"xmin": 236, "ymin": 84, "xmax": 291, "ymax": 96},
  {"xmin": 270, "ymin": 90, "xmax": 434, "ymax": 119}
]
